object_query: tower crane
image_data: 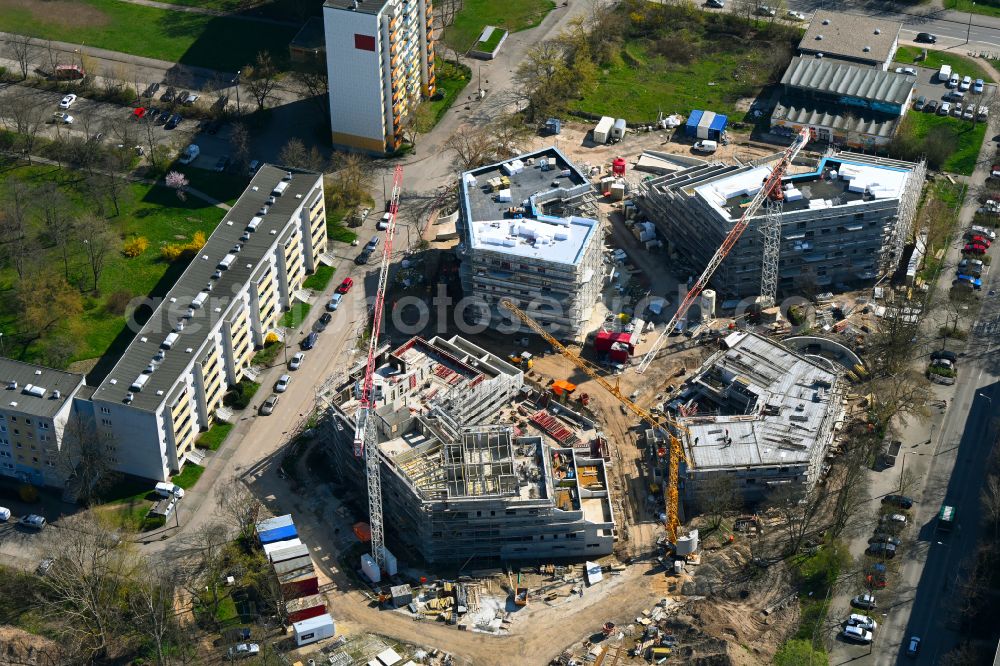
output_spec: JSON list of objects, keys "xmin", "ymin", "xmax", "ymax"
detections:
[
  {"xmin": 499, "ymin": 299, "xmax": 690, "ymax": 542},
  {"xmin": 354, "ymin": 165, "xmax": 403, "ymax": 573},
  {"xmin": 635, "ymin": 128, "xmax": 811, "ymax": 375}
]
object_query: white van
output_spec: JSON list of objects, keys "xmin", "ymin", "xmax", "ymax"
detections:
[
  {"xmin": 155, "ymin": 482, "xmax": 185, "ymax": 499},
  {"xmin": 938, "ymin": 64, "xmax": 952, "ymax": 82},
  {"xmin": 377, "ymin": 212, "xmax": 392, "ymax": 231},
  {"xmin": 693, "ymin": 140, "xmax": 718, "ymax": 153}
]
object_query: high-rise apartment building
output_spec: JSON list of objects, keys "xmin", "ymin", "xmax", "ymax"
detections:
[{"xmin": 323, "ymin": 0, "xmax": 436, "ymax": 154}]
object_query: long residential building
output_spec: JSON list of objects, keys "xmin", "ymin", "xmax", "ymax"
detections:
[
  {"xmin": 456, "ymin": 147, "xmax": 603, "ymax": 341},
  {"xmin": 636, "ymin": 151, "xmax": 924, "ymax": 299},
  {"xmin": 323, "ymin": 0, "xmax": 436, "ymax": 154},
  {"xmin": 84, "ymin": 166, "xmax": 327, "ymax": 483}
]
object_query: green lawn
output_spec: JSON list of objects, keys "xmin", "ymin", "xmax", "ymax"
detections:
[
  {"xmin": 280, "ymin": 301, "xmax": 312, "ymax": 328},
  {"xmin": 444, "ymin": 0, "xmax": 555, "ymax": 52},
  {"xmin": 303, "ymin": 264, "xmax": 335, "ymax": 291},
  {"xmin": 904, "ymin": 112, "xmax": 987, "ymax": 175},
  {"xmin": 944, "ymin": 0, "xmax": 1000, "ymax": 19},
  {"xmin": 894, "ymin": 46, "xmax": 994, "ymax": 83},
  {"xmin": 327, "ymin": 208, "xmax": 358, "ymax": 243},
  {"xmin": 0, "ymin": 0, "xmax": 299, "ymax": 72},
  {"xmin": 0, "ymin": 165, "xmax": 225, "ymax": 368},
  {"xmin": 576, "ymin": 39, "xmax": 777, "ymax": 120},
  {"xmin": 195, "ymin": 421, "xmax": 234, "ymax": 451},
  {"xmin": 172, "ymin": 463, "xmax": 205, "ymax": 489},
  {"xmin": 473, "ymin": 27, "xmax": 507, "ymax": 53},
  {"xmin": 251, "ymin": 340, "xmax": 284, "ymax": 367},
  {"xmin": 429, "ymin": 61, "xmax": 471, "ymax": 124}
]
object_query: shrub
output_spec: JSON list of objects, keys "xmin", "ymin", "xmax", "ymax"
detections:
[
  {"xmin": 928, "ymin": 365, "xmax": 957, "ymax": 378},
  {"xmin": 160, "ymin": 231, "xmax": 208, "ymax": 262},
  {"xmin": 160, "ymin": 243, "xmax": 183, "ymax": 262},
  {"xmin": 224, "ymin": 379, "xmax": 261, "ymax": 410},
  {"xmin": 18, "ymin": 484, "xmax": 38, "ymax": 503},
  {"xmin": 104, "ymin": 290, "xmax": 134, "ymax": 315},
  {"xmin": 122, "ymin": 236, "xmax": 149, "ymax": 258},
  {"xmin": 264, "ymin": 331, "xmax": 280, "ymax": 345}
]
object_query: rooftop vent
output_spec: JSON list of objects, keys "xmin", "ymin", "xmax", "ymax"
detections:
[
  {"xmin": 52, "ymin": 390, "xmax": 60, "ymax": 399},
  {"xmin": 162, "ymin": 332, "xmax": 179, "ymax": 349},
  {"xmin": 109, "ymin": 379, "xmax": 118, "ymax": 385},
  {"xmin": 232, "ymin": 244, "xmax": 242, "ymax": 253},
  {"xmin": 174, "ymin": 321, "xmax": 185, "ymax": 332},
  {"xmin": 284, "ymin": 172, "xmax": 293, "ymax": 181},
  {"xmin": 191, "ymin": 292, "xmax": 208, "ymax": 309},
  {"xmin": 185, "ymin": 308, "xmax": 195, "ymax": 319},
  {"xmin": 247, "ymin": 216, "xmax": 263, "ymax": 232},
  {"xmin": 212, "ymin": 270, "xmax": 223, "ymax": 279},
  {"xmin": 822, "ymin": 18, "xmax": 830, "ymax": 24},
  {"xmin": 156, "ymin": 390, "xmax": 164, "ymax": 396},
  {"xmin": 23, "ymin": 384, "xmax": 46, "ymax": 398},
  {"xmin": 863, "ymin": 46, "xmax": 871, "ymax": 52},
  {"xmin": 267, "ymin": 196, "xmax": 276, "ymax": 206},
  {"xmin": 130, "ymin": 375, "xmax": 150, "ymax": 392},
  {"xmin": 258, "ymin": 205, "xmax": 269, "ymax": 216},
  {"xmin": 154, "ymin": 350, "xmax": 165, "ymax": 362},
  {"xmin": 124, "ymin": 392, "xmax": 134, "ymax": 404},
  {"xmin": 272, "ymin": 181, "xmax": 289, "ymax": 197},
  {"xmin": 240, "ymin": 232, "xmax": 250, "ymax": 242},
  {"xmin": 140, "ymin": 336, "xmax": 148, "ymax": 343},
  {"xmin": 815, "ymin": 34, "xmax": 823, "ymax": 40},
  {"xmin": 225, "ymin": 220, "xmax": 233, "ymax": 226},
  {"xmin": 6, "ymin": 381, "xmax": 16, "ymax": 390},
  {"xmin": 874, "ymin": 28, "xmax": 881, "ymax": 34},
  {"xmin": 34, "ymin": 370, "xmax": 41, "ymax": 376},
  {"xmin": 204, "ymin": 282, "xmax": 214, "ymax": 292},
  {"xmin": 145, "ymin": 363, "xmax": 157, "ymax": 374},
  {"xmin": 251, "ymin": 186, "xmax": 259, "ymax": 192},
  {"xmin": 8, "ymin": 401, "xmax": 16, "ymax": 407}
]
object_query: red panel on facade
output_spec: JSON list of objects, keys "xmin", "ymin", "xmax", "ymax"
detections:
[{"xmin": 354, "ymin": 34, "xmax": 376, "ymax": 51}]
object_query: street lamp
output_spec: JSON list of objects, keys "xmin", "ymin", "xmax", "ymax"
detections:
[
  {"xmin": 231, "ymin": 70, "xmax": 242, "ymax": 116},
  {"xmin": 0, "ymin": 331, "xmax": 5, "ymax": 356},
  {"xmin": 968, "ymin": 2, "xmax": 977, "ymax": 45}
]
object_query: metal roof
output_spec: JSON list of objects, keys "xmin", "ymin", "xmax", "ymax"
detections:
[
  {"xmin": 324, "ymin": 0, "xmax": 386, "ymax": 15},
  {"xmin": 772, "ymin": 97, "xmax": 901, "ymax": 138},
  {"xmin": 782, "ymin": 56, "xmax": 914, "ymax": 106},
  {"xmin": 91, "ymin": 165, "xmax": 322, "ymax": 413},
  {"xmin": 798, "ymin": 10, "xmax": 902, "ymax": 66},
  {"xmin": 0, "ymin": 359, "xmax": 83, "ymax": 419}
]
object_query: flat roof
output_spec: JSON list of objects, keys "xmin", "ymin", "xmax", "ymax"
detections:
[
  {"xmin": 0, "ymin": 359, "xmax": 82, "ymax": 419},
  {"xmin": 695, "ymin": 157, "xmax": 909, "ymax": 220},
  {"xmin": 461, "ymin": 146, "xmax": 598, "ymax": 266},
  {"xmin": 92, "ymin": 165, "xmax": 321, "ymax": 412},
  {"xmin": 782, "ymin": 56, "xmax": 914, "ymax": 106},
  {"xmin": 798, "ymin": 10, "xmax": 902, "ymax": 66},
  {"xmin": 324, "ymin": 0, "xmax": 385, "ymax": 15},
  {"xmin": 677, "ymin": 331, "xmax": 841, "ymax": 471}
]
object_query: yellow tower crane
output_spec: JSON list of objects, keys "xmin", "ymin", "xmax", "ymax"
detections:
[{"xmin": 499, "ymin": 299, "xmax": 690, "ymax": 542}]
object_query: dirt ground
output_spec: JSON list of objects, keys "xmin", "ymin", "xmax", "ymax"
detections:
[{"xmin": 0, "ymin": 626, "xmax": 63, "ymax": 664}]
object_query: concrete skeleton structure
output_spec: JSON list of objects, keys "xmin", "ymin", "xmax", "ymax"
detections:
[
  {"xmin": 670, "ymin": 331, "xmax": 845, "ymax": 508},
  {"xmin": 636, "ymin": 151, "xmax": 925, "ymax": 299},
  {"xmin": 323, "ymin": 0, "xmax": 436, "ymax": 154},
  {"xmin": 64, "ymin": 166, "xmax": 327, "ymax": 486},
  {"xmin": 325, "ymin": 335, "xmax": 616, "ymax": 564},
  {"xmin": 456, "ymin": 147, "xmax": 603, "ymax": 340}
]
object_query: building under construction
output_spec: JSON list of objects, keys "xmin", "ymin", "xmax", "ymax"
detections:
[
  {"xmin": 668, "ymin": 331, "xmax": 845, "ymax": 509},
  {"xmin": 636, "ymin": 151, "xmax": 924, "ymax": 299},
  {"xmin": 325, "ymin": 335, "xmax": 615, "ymax": 564}
]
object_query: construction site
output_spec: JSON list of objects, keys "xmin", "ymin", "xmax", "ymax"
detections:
[{"xmin": 292, "ymin": 128, "xmax": 934, "ymax": 664}]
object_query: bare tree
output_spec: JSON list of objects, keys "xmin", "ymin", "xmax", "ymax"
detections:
[
  {"xmin": 445, "ymin": 125, "xmax": 495, "ymax": 170},
  {"xmin": 34, "ymin": 182, "xmax": 75, "ymax": 280},
  {"xmin": 58, "ymin": 414, "xmax": 113, "ymax": 504},
  {"xmin": 3, "ymin": 89, "xmax": 48, "ymax": 162},
  {"xmin": 216, "ymin": 475, "xmax": 264, "ymax": 539},
  {"xmin": 701, "ymin": 474, "xmax": 738, "ymax": 529},
  {"xmin": 77, "ymin": 213, "xmax": 115, "ymax": 292},
  {"xmin": 173, "ymin": 523, "xmax": 233, "ymax": 627},
  {"xmin": 243, "ymin": 50, "xmax": 280, "ymax": 112},
  {"xmin": 40, "ymin": 513, "xmax": 141, "ymax": 661},
  {"xmin": 982, "ymin": 472, "xmax": 1000, "ymax": 542},
  {"xmin": 291, "ymin": 61, "xmax": 329, "ymax": 119},
  {"xmin": 229, "ymin": 122, "xmax": 251, "ymax": 175},
  {"xmin": 770, "ymin": 484, "xmax": 826, "ymax": 554},
  {"xmin": 8, "ymin": 33, "xmax": 37, "ymax": 80},
  {"xmin": 1, "ymin": 179, "xmax": 33, "ymax": 279},
  {"xmin": 129, "ymin": 563, "xmax": 176, "ymax": 666}
]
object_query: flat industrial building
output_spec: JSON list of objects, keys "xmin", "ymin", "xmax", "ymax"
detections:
[
  {"xmin": 670, "ymin": 331, "xmax": 845, "ymax": 507},
  {"xmin": 456, "ymin": 146, "xmax": 603, "ymax": 340},
  {"xmin": 636, "ymin": 151, "xmax": 925, "ymax": 298},
  {"xmin": 797, "ymin": 10, "xmax": 902, "ymax": 70},
  {"xmin": 325, "ymin": 334, "xmax": 615, "ymax": 564}
]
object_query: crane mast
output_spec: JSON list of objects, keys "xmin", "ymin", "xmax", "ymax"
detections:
[
  {"xmin": 499, "ymin": 299, "xmax": 690, "ymax": 541},
  {"xmin": 354, "ymin": 165, "xmax": 403, "ymax": 571},
  {"xmin": 636, "ymin": 128, "xmax": 810, "ymax": 374}
]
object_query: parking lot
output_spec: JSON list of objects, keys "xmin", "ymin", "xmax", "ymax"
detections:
[{"xmin": 907, "ymin": 64, "xmax": 997, "ymax": 116}]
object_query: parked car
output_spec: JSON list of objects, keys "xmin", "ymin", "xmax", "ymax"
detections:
[
  {"xmin": 35, "ymin": 558, "xmax": 54, "ymax": 576},
  {"xmin": 301, "ymin": 332, "xmax": 318, "ymax": 350},
  {"xmin": 164, "ymin": 114, "xmax": 182, "ymax": 130},
  {"xmin": 970, "ymin": 226, "xmax": 996, "ymax": 240},
  {"xmin": 786, "ymin": 10, "xmax": 805, "ymax": 20},
  {"xmin": 913, "ymin": 96, "xmax": 926, "ymax": 111},
  {"xmin": 915, "ymin": 32, "xmax": 937, "ymax": 43},
  {"xmin": 52, "ymin": 112, "xmax": 74, "ymax": 124},
  {"xmin": 183, "ymin": 93, "xmax": 199, "ymax": 105},
  {"xmin": 938, "ymin": 102, "xmax": 951, "ymax": 116},
  {"xmin": 275, "ymin": 374, "xmax": 290, "ymax": 393},
  {"xmin": 952, "ymin": 102, "xmax": 964, "ymax": 118},
  {"xmin": 842, "ymin": 625, "xmax": 873, "ymax": 643},
  {"xmin": 289, "ymin": 352, "xmax": 305, "ymax": 370},
  {"xmin": 959, "ymin": 257, "xmax": 985, "ymax": 272},
  {"xmin": 327, "ymin": 293, "xmax": 344, "ymax": 311},
  {"xmin": 21, "ymin": 514, "xmax": 46, "ymax": 530},
  {"xmin": 869, "ymin": 534, "xmax": 902, "ymax": 547},
  {"xmin": 964, "ymin": 243, "xmax": 988, "ymax": 254},
  {"xmin": 228, "ymin": 643, "xmax": 260, "ymax": 659},
  {"xmin": 693, "ymin": 140, "xmax": 718, "ymax": 153},
  {"xmin": 178, "ymin": 144, "xmax": 200, "ymax": 165},
  {"xmin": 974, "ymin": 78, "xmax": 985, "ymax": 94},
  {"xmin": 895, "ymin": 67, "xmax": 917, "ymax": 76},
  {"xmin": 948, "ymin": 72, "xmax": 960, "ymax": 88},
  {"xmin": 881, "ymin": 513, "xmax": 908, "ymax": 525},
  {"xmin": 971, "ymin": 235, "xmax": 992, "ymax": 247},
  {"xmin": 866, "ymin": 542, "xmax": 896, "ymax": 558},
  {"xmin": 177, "ymin": 90, "xmax": 190, "ymax": 104},
  {"xmin": 336, "ymin": 277, "xmax": 354, "ymax": 294},
  {"xmin": 214, "ymin": 155, "xmax": 230, "ymax": 172},
  {"xmin": 706, "ymin": 0, "xmax": 724, "ymax": 6},
  {"xmin": 925, "ymin": 99, "xmax": 939, "ymax": 114},
  {"xmin": 851, "ymin": 593, "xmax": 877, "ymax": 610},
  {"xmin": 848, "ymin": 614, "xmax": 878, "ymax": 631},
  {"xmin": 355, "ymin": 249, "xmax": 372, "ymax": 265},
  {"xmin": 132, "ymin": 107, "xmax": 147, "ymax": 120},
  {"xmin": 963, "ymin": 106, "xmax": 975, "ymax": 120},
  {"xmin": 960, "ymin": 75, "xmax": 972, "ymax": 91},
  {"xmin": 0, "ymin": 507, "xmax": 10, "ymax": 521},
  {"xmin": 882, "ymin": 494, "xmax": 914, "ymax": 509},
  {"xmin": 58, "ymin": 93, "xmax": 77, "ymax": 109},
  {"xmin": 378, "ymin": 212, "xmax": 392, "ymax": 230},
  {"xmin": 155, "ymin": 482, "xmax": 185, "ymax": 498},
  {"xmin": 260, "ymin": 394, "xmax": 279, "ymax": 416},
  {"xmin": 160, "ymin": 87, "xmax": 176, "ymax": 102},
  {"xmin": 312, "ymin": 310, "xmax": 331, "ymax": 331},
  {"xmin": 992, "ymin": 164, "xmax": 1000, "ymax": 178},
  {"xmin": 954, "ymin": 275, "xmax": 982, "ymax": 290},
  {"xmin": 142, "ymin": 82, "xmax": 160, "ymax": 98},
  {"xmin": 755, "ymin": 4, "xmax": 776, "ymax": 16},
  {"xmin": 978, "ymin": 105, "xmax": 989, "ymax": 121},
  {"xmin": 248, "ymin": 159, "xmax": 261, "ymax": 176},
  {"xmin": 944, "ymin": 90, "xmax": 965, "ymax": 102},
  {"xmin": 906, "ymin": 636, "xmax": 921, "ymax": 657}
]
